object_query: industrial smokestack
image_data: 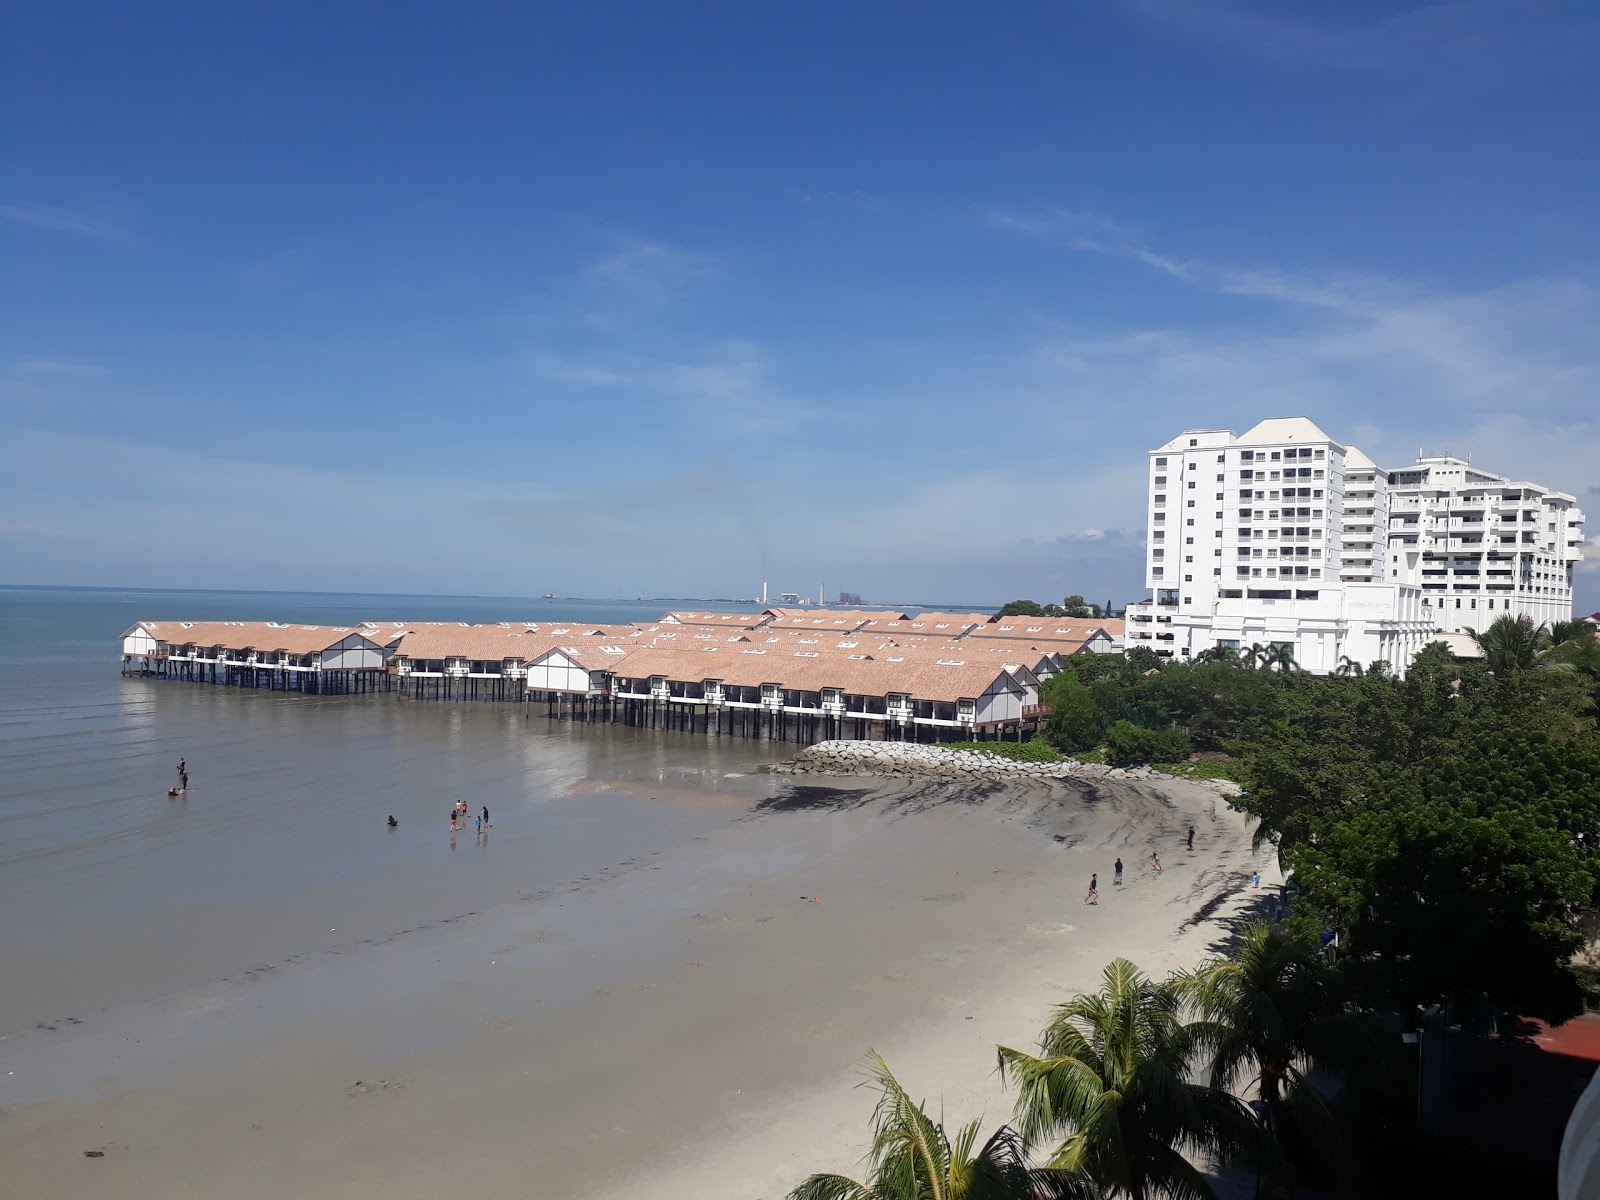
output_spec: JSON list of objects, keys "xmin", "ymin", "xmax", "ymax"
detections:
[
  {"xmin": 761, "ymin": 581, "xmax": 768, "ymax": 604},
  {"xmin": 819, "ymin": 582, "xmax": 824, "ymax": 605}
]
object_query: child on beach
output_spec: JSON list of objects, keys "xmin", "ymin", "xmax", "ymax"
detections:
[
  {"xmin": 1151, "ymin": 853, "xmax": 1162, "ymax": 873},
  {"xmin": 1085, "ymin": 873, "xmax": 1099, "ymax": 906}
]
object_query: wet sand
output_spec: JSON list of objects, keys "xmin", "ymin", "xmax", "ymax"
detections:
[{"xmin": 1, "ymin": 771, "xmax": 1275, "ymax": 1200}]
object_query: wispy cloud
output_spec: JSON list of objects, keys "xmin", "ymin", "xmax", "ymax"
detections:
[
  {"xmin": 1128, "ymin": 0, "xmax": 1597, "ymax": 82},
  {"xmin": 11, "ymin": 359, "xmax": 106, "ymax": 376},
  {"xmin": 0, "ymin": 202, "xmax": 127, "ymax": 242},
  {"xmin": 986, "ymin": 208, "xmax": 1193, "ymax": 280},
  {"xmin": 583, "ymin": 238, "xmax": 719, "ymax": 303},
  {"xmin": 530, "ymin": 340, "xmax": 806, "ymax": 436}
]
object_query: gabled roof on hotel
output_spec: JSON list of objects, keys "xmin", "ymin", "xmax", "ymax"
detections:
[
  {"xmin": 127, "ymin": 621, "xmax": 380, "ymax": 654},
  {"xmin": 605, "ymin": 645, "xmax": 1024, "ymax": 702},
  {"xmin": 657, "ymin": 611, "xmax": 771, "ymax": 628},
  {"xmin": 1236, "ymin": 416, "xmax": 1340, "ymax": 447}
]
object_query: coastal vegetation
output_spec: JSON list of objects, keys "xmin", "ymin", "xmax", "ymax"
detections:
[
  {"xmin": 996, "ymin": 596, "xmax": 1117, "ymax": 619},
  {"xmin": 793, "ymin": 927, "xmax": 1362, "ymax": 1200},
  {"xmin": 790, "ymin": 616, "xmax": 1600, "ymax": 1196},
  {"xmin": 944, "ymin": 736, "xmax": 1062, "ymax": 763}
]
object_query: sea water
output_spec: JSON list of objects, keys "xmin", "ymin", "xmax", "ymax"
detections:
[{"xmin": 0, "ymin": 586, "xmax": 786, "ymax": 1032}]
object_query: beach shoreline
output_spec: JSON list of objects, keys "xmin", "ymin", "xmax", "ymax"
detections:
[{"xmin": 1, "ymin": 770, "xmax": 1274, "ymax": 1200}]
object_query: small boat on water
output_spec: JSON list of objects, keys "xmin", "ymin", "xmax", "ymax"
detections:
[{"xmin": 543, "ymin": 592, "xmax": 556, "ymax": 599}]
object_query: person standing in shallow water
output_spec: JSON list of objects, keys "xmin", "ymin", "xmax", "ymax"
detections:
[
  {"xmin": 1113, "ymin": 858, "xmax": 1123, "ymax": 886},
  {"xmin": 481, "ymin": 805, "xmax": 489, "ymax": 828}
]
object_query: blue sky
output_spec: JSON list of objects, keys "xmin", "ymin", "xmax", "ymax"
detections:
[{"xmin": 4, "ymin": 1, "xmax": 1598, "ymax": 609}]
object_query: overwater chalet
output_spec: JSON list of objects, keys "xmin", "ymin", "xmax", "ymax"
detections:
[
  {"xmin": 859, "ymin": 615, "xmax": 988, "ymax": 639},
  {"xmin": 387, "ymin": 624, "xmax": 563, "ymax": 699},
  {"xmin": 656, "ymin": 611, "xmax": 772, "ymax": 629},
  {"xmin": 119, "ymin": 621, "xmax": 388, "ymax": 692},
  {"xmin": 965, "ymin": 618, "xmax": 1121, "ymax": 655},
  {"xmin": 593, "ymin": 645, "xmax": 1029, "ymax": 742},
  {"xmin": 759, "ymin": 608, "xmax": 911, "ymax": 632}
]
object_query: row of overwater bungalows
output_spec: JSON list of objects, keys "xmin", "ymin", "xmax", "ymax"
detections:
[{"xmin": 119, "ymin": 609, "xmax": 1123, "ymax": 741}]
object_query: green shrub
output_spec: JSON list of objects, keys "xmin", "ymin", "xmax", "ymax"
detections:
[
  {"xmin": 1152, "ymin": 753, "xmax": 1244, "ymax": 782},
  {"xmin": 945, "ymin": 736, "xmax": 1061, "ymax": 763},
  {"xmin": 1104, "ymin": 721, "xmax": 1192, "ymax": 765}
]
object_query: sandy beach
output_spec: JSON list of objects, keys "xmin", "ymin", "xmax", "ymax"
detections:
[{"xmin": 2, "ymin": 769, "xmax": 1274, "ymax": 1200}]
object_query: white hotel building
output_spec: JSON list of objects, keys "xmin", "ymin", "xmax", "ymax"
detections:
[
  {"xmin": 1123, "ymin": 417, "xmax": 1579, "ymax": 674},
  {"xmin": 1385, "ymin": 456, "xmax": 1585, "ymax": 633}
]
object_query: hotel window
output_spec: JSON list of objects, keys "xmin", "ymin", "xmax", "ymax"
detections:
[
  {"xmin": 1188, "ymin": 481, "xmax": 1196, "ymax": 489},
  {"xmin": 1185, "ymin": 556, "xmax": 1192, "ymax": 563},
  {"xmin": 1184, "ymin": 575, "xmax": 1192, "ymax": 582},
  {"xmin": 1187, "ymin": 500, "xmax": 1195, "ymax": 507},
  {"xmin": 1154, "ymin": 494, "xmax": 1166, "ymax": 504},
  {"xmin": 1154, "ymin": 476, "xmax": 1167, "ymax": 486},
  {"xmin": 1155, "ymin": 457, "xmax": 1167, "ymax": 466}
]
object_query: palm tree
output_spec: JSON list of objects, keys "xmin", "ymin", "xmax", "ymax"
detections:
[
  {"xmin": 788, "ymin": 1053, "xmax": 1095, "ymax": 1200},
  {"xmin": 1549, "ymin": 619, "xmax": 1591, "ymax": 647},
  {"xmin": 1263, "ymin": 644, "xmax": 1297, "ymax": 673},
  {"xmin": 1194, "ymin": 647, "xmax": 1240, "ymax": 667},
  {"xmin": 997, "ymin": 959, "xmax": 1267, "ymax": 1200},
  {"xmin": 1243, "ymin": 643, "xmax": 1269, "ymax": 670},
  {"xmin": 1334, "ymin": 655, "xmax": 1363, "ymax": 678},
  {"xmin": 1173, "ymin": 924, "xmax": 1370, "ymax": 1188},
  {"xmin": 1470, "ymin": 614, "xmax": 1549, "ymax": 675}
]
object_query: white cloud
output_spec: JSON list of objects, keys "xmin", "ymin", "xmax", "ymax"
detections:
[
  {"xmin": 583, "ymin": 238, "xmax": 718, "ymax": 303},
  {"xmin": 530, "ymin": 340, "xmax": 809, "ymax": 436},
  {"xmin": 1128, "ymin": 0, "xmax": 1595, "ymax": 83},
  {"xmin": 986, "ymin": 208, "xmax": 1193, "ymax": 280},
  {"xmin": 11, "ymin": 360, "xmax": 106, "ymax": 376},
  {"xmin": 0, "ymin": 202, "xmax": 126, "ymax": 242}
]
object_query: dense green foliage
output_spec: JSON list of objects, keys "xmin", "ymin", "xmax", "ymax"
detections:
[
  {"xmin": 995, "ymin": 595, "xmax": 1116, "ymax": 619},
  {"xmin": 946, "ymin": 737, "xmax": 1062, "ymax": 763},
  {"xmin": 1103, "ymin": 721, "xmax": 1191, "ymax": 766},
  {"xmin": 787, "ymin": 1053, "xmax": 1093, "ymax": 1200},
  {"xmin": 1034, "ymin": 627, "xmax": 1600, "ymax": 1022},
  {"xmin": 997, "ymin": 958, "xmax": 1270, "ymax": 1200}
]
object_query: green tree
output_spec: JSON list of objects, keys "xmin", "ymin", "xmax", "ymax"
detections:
[
  {"xmin": 998, "ymin": 959, "xmax": 1267, "ymax": 1200},
  {"xmin": 1285, "ymin": 729, "xmax": 1600, "ymax": 1020},
  {"xmin": 1470, "ymin": 614, "xmax": 1549, "ymax": 675},
  {"xmin": 1549, "ymin": 619, "xmax": 1592, "ymax": 647},
  {"xmin": 1174, "ymin": 923, "xmax": 1370, "ymax": 1187},
  {"xmin": 787, "ymin": 1053, "xmax": 1093, "ymax": 1200},
  {"xmin": 1104, "ymin": 720, "xmax": 1191, "ymax": 765},
  {"xmin": 1062, "ymin": 595, "xmax": 1093, "ymax": 619},
  {"xmin": 1042, "ymin": 671, "xmax": 1102, "ymax": 753},
  {"xmin": 1334, "ymin": 655, "xmax": 1363, "ymax": 678},
  {"xmin": 996, "ymin": 600, "xmax": 1043, "ymax": 618}
]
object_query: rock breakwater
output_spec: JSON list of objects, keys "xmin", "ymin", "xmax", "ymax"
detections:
[{"xmin": 767, "ymin": 740, "xmax": 1241, "ymax": 794}]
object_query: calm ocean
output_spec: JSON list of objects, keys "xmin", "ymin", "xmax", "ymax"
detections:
[{"xmin": 0, "ymin": 586, "xmax": 786, "ymax": 1033}]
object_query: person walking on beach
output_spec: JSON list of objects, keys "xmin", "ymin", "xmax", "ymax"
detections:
[
  {"xmin": 1186, "ymin": 825, "xmax": 1195, "ymax": 851},
  {"xmin": 449, "ymin": 808, "xmax": 459, "ymax": 832},
  {"xmin": 1151, "ymin": 852, "xmax": 1162, "ymax": 874},
  {"xmin": 482, "ymin": 805, "xmax": 490, "ymax": 828},
  {"xmin": 1113, "ymin": 857, "xmax": 1123, "ymax": 886},
  {"xmin": 1085, "ymin": 873, "xmax": 1099, "ymax": 906},
  {"xmin": 474, "ymin": 815, "xmax": 483, "ymax": 836}
]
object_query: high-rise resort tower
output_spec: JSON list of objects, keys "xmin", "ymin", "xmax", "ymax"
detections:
[
  {"xmin": 1385, "ymin": 456, "xmax": 1586, "ymax": 634},
  {"xmin": 1126, "ymin": 418, "xmax": 1435, "ymax": 674}
]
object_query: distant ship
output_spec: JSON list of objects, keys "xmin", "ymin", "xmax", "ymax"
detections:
[{"xmin": 543, "ymin": 592, "xmax": 556, "ymax": 599}]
